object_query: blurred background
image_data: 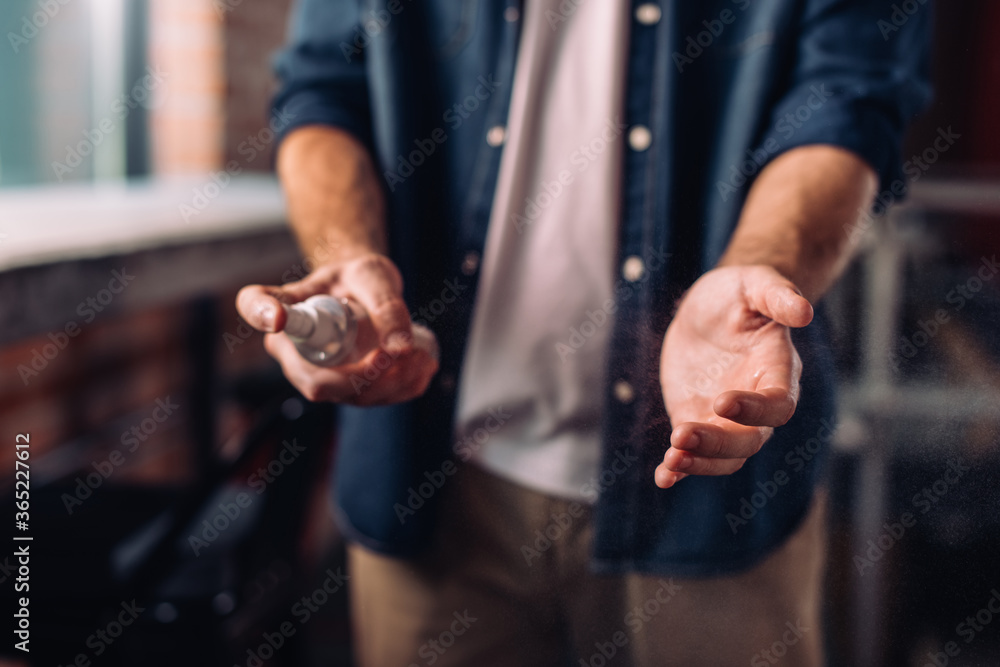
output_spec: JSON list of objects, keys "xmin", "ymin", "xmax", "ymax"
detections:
[{"xmin": 1, "ymin": 1, "xmax": 999, "ymax": 666}]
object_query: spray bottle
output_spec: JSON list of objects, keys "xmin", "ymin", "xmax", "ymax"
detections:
[{"xmin": 281, "ymin": 295, "xmax": 365, "ymax": 366}]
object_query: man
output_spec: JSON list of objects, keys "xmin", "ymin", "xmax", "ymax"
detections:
[{"xmin": 237, "ymin": 0, "xmax": 930, "ymax": 664}]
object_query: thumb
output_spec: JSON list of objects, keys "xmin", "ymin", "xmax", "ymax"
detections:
[
  {"xmin": 236, "ymin": 285, "xmax": 291, "ymax": 333},
  {"xmin": 746, "ymin": 270, "xmax": 813, "ymax": 328}
]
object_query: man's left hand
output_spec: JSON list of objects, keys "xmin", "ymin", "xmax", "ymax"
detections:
[{"xmin": 655, "ymin": 265, "xmax": 814, "ymax": 488}]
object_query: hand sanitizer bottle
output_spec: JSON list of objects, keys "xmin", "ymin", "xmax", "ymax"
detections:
[{"xmin": 282, "ymin": 295, "xmax": 363, "ymax": 366}]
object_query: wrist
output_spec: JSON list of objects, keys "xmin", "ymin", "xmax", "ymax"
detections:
[
  {"xmin": 327, "ymin": 242, "xmax": 387, "ymax": 267},
  {"xmin": 716, "ymin": 244, "xmax": 798, "ymax": 277},
  {"xmin": 714, "ymin": 255, "xmax": 819, "ymax": 302},
  {"xmin": 295, "ymin": 232, "xmax": 386, "ymax": 269}
]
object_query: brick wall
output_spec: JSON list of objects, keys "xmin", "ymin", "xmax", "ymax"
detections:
[
  {"xmin": 0, "ymin": 289, "xmax": 275, "ymax": 488},
  {"xmin": 147, "ymin": 0, "xmax": 226, "ymax": 174},
  {"xmin": 147, "ymin": 0, "xmax": 293, "ymax": 176},
  {"xmin": 222, "ymin": 0, "xmax": 295, "ymax": 171}
]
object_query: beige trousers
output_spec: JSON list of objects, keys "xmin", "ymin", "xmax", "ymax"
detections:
[{"xmin": 347, "ymin": 463, "xmax": 826, "ymax": 667}]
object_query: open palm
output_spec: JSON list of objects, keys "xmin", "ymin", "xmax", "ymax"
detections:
[{"xmin": 656, "ymin": 266, "xmax": 813, "ymax": 488}]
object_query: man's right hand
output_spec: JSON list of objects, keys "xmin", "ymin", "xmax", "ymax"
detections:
[{"xmin": 236, "ymin": 253, "xmax": 440, "ymax": 406}]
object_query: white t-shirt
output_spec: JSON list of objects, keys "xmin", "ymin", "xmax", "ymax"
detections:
[{"xmin": 453, "ymin": 0, "xmax": 630, "ymax": 501}]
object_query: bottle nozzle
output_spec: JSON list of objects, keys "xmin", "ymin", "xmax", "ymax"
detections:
[{"xmin": 282, "ymin": 295, "xmax": 359, "ymax": 366}]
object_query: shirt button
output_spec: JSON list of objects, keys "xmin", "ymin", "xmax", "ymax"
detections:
[
  {"xmin": 622, "ymin": 255, "xmax": 645, "ymax": 282},
  {"xmin": 461, "ymin": 251, "xmax": 480, "ymax": 276},
  {"xmin": 613, "ymin": 380, "xmax": 635, "ymax": 404},
  {"xmin": 440, "ymin": 373, "xmax": 457, "ymax": 392},
  {"xmin": 635, "ymin": 3, "xmax": 661, "ymax": 25},
  {"xmin": 486, "ymin": 125, "xmax": 507, "ymax": 147},
  {"xmin": 504, "ymin": 6, "xmax": 520, "ymax": 22},
  {"xmin": 628, "ymin": 125, "xmax": 652, "ymax": 152}
]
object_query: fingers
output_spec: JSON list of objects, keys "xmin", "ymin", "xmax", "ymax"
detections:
[
  {"xmin": 654, "ymin": 466, "xmax": 687, "ymax": 489},
  {"xmin": 658, "ymin": 421, "xmax": 773, "ymax": 481},
  {"xmin": 411, "ymin": 323, "xmax": 441, "ymax": 362},
  {"xmin": 655, "ymin": 265, "xmax": 810, "ymax": 489},
  {"xmin": 658, "ymin": 451, "xmax": 743, "ymax": 481},
  {"xmin": 670, "ymin": 421, "xmax": 769, "ymax": 460},
  {"xmin": 236, "ymin": 273, "xmax": 332, "ymax": 333},
  {"xmin": 744, "ymin": 270, "xmax": 813, "ymax": 329},
  {"xmin": 264, "ymin": 331, "xmax": 439, "ymax": 405},
  {"xmin": 714, "ymin": 386, "xmax": 797, "ymax": 427},
  {"xmin": 236, "ymin": 285, "xmax": 290, "ymax": 333},
  {"xmin": 237, "ymin": 254, "xmax": 414, "ymax": 358},
  {"xmin": 340, "ymin": 256, "xmax": 413, "ymax": 355},
  {"xmin": 241, "ymin": 254, "xmax": 438, "ymax": 406},
  {"xmin": 656, "ymin": 361, "xmax": 800, "ymax": 488}
]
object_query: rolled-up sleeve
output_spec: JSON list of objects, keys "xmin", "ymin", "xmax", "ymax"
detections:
[
  {"xmin": 763, "ymin": 0, "xmax": 933, "ymax": 191},
  {"xmin": 271, "ymin": 0, "xmax": 373, "ymax": 149}
]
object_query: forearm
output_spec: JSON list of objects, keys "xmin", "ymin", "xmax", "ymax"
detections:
[
  {"xmin": 717, "ymin": 144, "xmax": 878, "ymax": 302},
  {"xmin": 276, "ymin": 125, "xmax": 387, "ymax": 263}
]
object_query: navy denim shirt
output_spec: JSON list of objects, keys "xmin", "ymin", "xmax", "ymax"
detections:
[{"xmin": 272, "ymin": 0, "xmax": 930, "ymax": 576}]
